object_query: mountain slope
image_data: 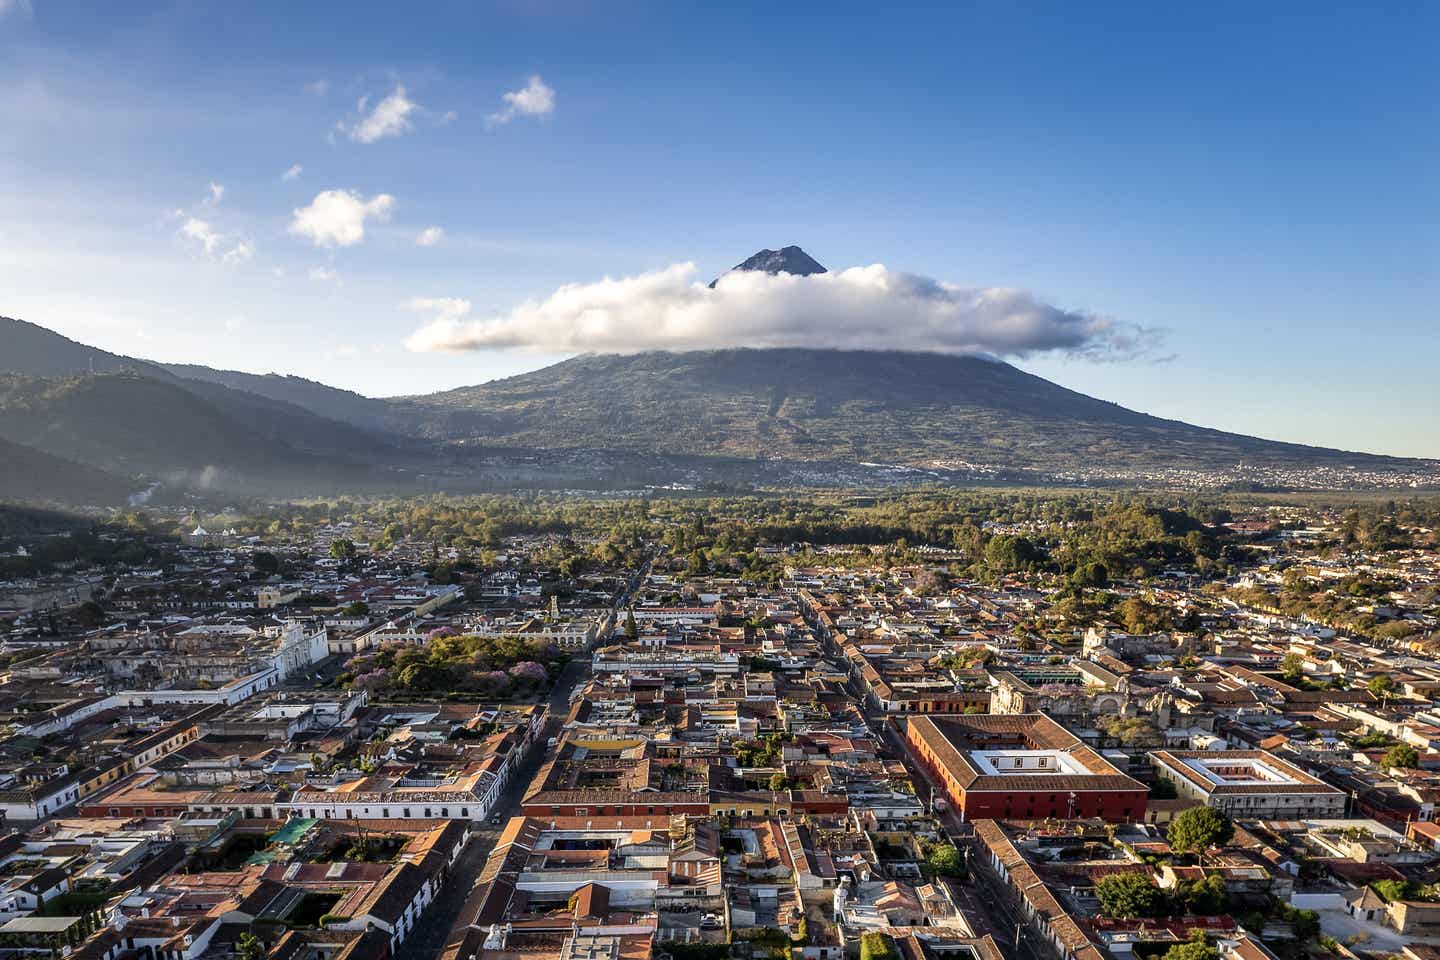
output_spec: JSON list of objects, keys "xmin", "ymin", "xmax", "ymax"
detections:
[
  {"xmin": 0, "ymin": 373, "xmax": 410, "ymax": 494},
  {"xmin": 0, "ymin": 437, "xmax": 138, "ymax": 505},
  {"xmin": 708, "ymin": 245, "xmax": 828, "ymax": 287},
  {"xmin": 0, "ymin": 316, "xmax": 395, "ymax": 432},
  {"xmin": 402, "ymin": 348, "xmax": 1414, "ymax": 472},
  {"xmin": 1, "ymin": 313, "xmax": 1429, "ymax": 488},
  {"xmin": 0, "ymin": 316, "xmax": 165, "ymax": 378},
  {"xmin": 160, "ymin": 363, "xmax": 395, "ymax": 431}
]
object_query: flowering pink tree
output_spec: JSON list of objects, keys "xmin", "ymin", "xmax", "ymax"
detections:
[
  {"xmin": 509, "ymin": 661, "xmax": 549, "ymax": 683},
  {"xmin": 346, "ymin": 653, "xmax": 377, "ymax": 673},
  {"xmin": 352, "ymin": 668, "xmax": 390, "ymax": 691}
]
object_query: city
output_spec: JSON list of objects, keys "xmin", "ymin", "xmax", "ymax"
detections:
[
  {"xmin": 0, "ymin": 494, "xmax": 1438, "ymax": 960},
  {"xmin": 3, "ymin": 4, "xmax": 1437, "ymax": 960}
]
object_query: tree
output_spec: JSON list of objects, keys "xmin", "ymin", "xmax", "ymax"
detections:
[
  {"xmin": 1160, "ymin": 938, "xmax": 1216, "ymax": 960},
  {"xmin": 1278, "ymin": 904, "xmax": 1319, "ymax": 943},
  {"xmin": 236, "ymin": 932, "xmax": 265, "ymax": 960},
  {"xmin": 768, "ymin": 772, "xmax": 789, "ymax": 792},
  {"xmin": 1095, "ymin": 873, "xmax": 1168, "ymax": 919},
  {"xmin": 1103, "ymin": 716, "xmax": 1161, "ymax": 747},
  {"xmin": 1180, "ymin": 873, "xmax": 1229, "ymax": 915},
  {"xmin": 1074, "ymin": 561, "xmax": 1109, "ymax": 588},
  {"xmin": 926, "ymin": 843, "xmax": 966, "ymax": 878},
  {"xmin": 983, "ymin": 535, "xmax": 1041, "ymax": 574},
  {"xmin": 623, "ymin": 608, "xmax": 638, "ymax": 639},
  {"xmin": 859, "ymin": 933, "xmax": 898, "ymax": 960},
  {"xmin": 1120, "ymin": 596, "xmax": 1171, "ymax": 634},
  {"xmin": 252, "ymin": 551, "xmax": 281, "ymax": 576},
  {"xmin": 329, "ymin": 539, "xmax": 357, "ymax": 561},
  {"xmin": 1368, "ymin": 675, "xmax": 1396, "ymax": 703},
  {"xmin": 1280, "ymin": 653, "xmax": 1305, "ymax": 682},
  {"xmin": 343, "ymin": 601, "xmax": 369, "ymax": 617},
  {"xmin": 1383, "ymin": 743, "xmax": 1419, "ymax": 769},
  {"xmin": 1167, "ymin": 806, "xmax": 1234, "ymax": 856},
  {"xmin": 1371, "ymin": 878, "xmax": 1418, "ymax": 903},
  {"xmin": 74, "ymin": 601, "xmax": 106, "ymax": 628}
]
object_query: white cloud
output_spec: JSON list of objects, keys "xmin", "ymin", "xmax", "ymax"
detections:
[
  {"xmin": 415, "ymin": 226, "xmax": 445, "ymax": 247},
  {"xmin": 406, "ymin": 296, "xmax": 472, "ymax": 325},
  {"xmin": 304, "ymin": 79, "xmax": 329, "ymax": 96},
  {"xmin": 487, "ymin": 75, "xmax": 555, "ymax": 127},
  {"xmin": 222, "ymin": 240, "xmax": 254, "ymax": 265},
  {"xmin": 349, "ymin": 84, "xmax": 420, "ymax": 143},
  {"xmin": 405, "ymin": 261, "xmax": 1165, "ymax": 362},
  {"xmin": 206, "ymin": 181, "xmax": 225, "ymax": 205},
  {"xmin": 181, "ymin": 217, "xmax": 222, "ymax": 256},
  {"xmin": 281, "ymin": 163, "xmax": 303, "ymax": 181},
  {"xmin": 437, "ymin": 109, "xmax": 458, "ymax": 126},
  {"xmin": 288, "ymin": 189, "xmax": 394, "ymax": 248},
  {"xmin": 179, "ymin": 216, "xmax": 252, "ymax": 265},
  {"xmin": 0, "ymin": 0, "xmax": 33, "ymax": 17},
  {"xmin": 309, "ymin": 266, "xmax": 340, "ymax": 283}
]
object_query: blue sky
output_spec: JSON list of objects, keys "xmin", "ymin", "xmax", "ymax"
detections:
[{"xmin": 1, "ymin": 1, "xmax": 1436, "ymax": 456}]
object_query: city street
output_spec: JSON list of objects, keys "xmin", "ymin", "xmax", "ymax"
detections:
[
  {"xmin": 407, "ymin": 659, "xmax": 592, "ymax": 960},
  {"xmin": 401, "ymin": 552, "xmax": 647, "ymax": 960}
]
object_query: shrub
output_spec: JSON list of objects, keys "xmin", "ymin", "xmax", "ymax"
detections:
[
  {"xmin": 860, "ymin": 933, "xmax": 898, "ymax": 960},
  {"xmin": 1167, "ymin": 807, "xmax": 1234, "ymax": 855},
  {"xmin": 1095, "ymin": 873, "xmax": 1169, "ymax": 919}
]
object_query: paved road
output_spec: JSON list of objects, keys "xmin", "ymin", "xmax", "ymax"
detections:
[
  {"xmin": 950, "ymin": 856, "xmax": 1051, "ymax": 960},
  {"xmin": 404, "ymin": 548, "xmax": 655, "ymax": 960},
  {"xmin": 407, "ymin": 658, "xmax": 592, "ymax": 960}
]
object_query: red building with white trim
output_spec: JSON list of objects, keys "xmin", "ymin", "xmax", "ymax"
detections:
[{"xmin": 904, "ymin": 713, "xmax": 1147, "ymax": 823}]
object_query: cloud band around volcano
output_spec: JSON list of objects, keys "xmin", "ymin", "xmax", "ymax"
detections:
[{"xmin": 404, "ymin": 262, "xmax": 1165, "ymax": 361}]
